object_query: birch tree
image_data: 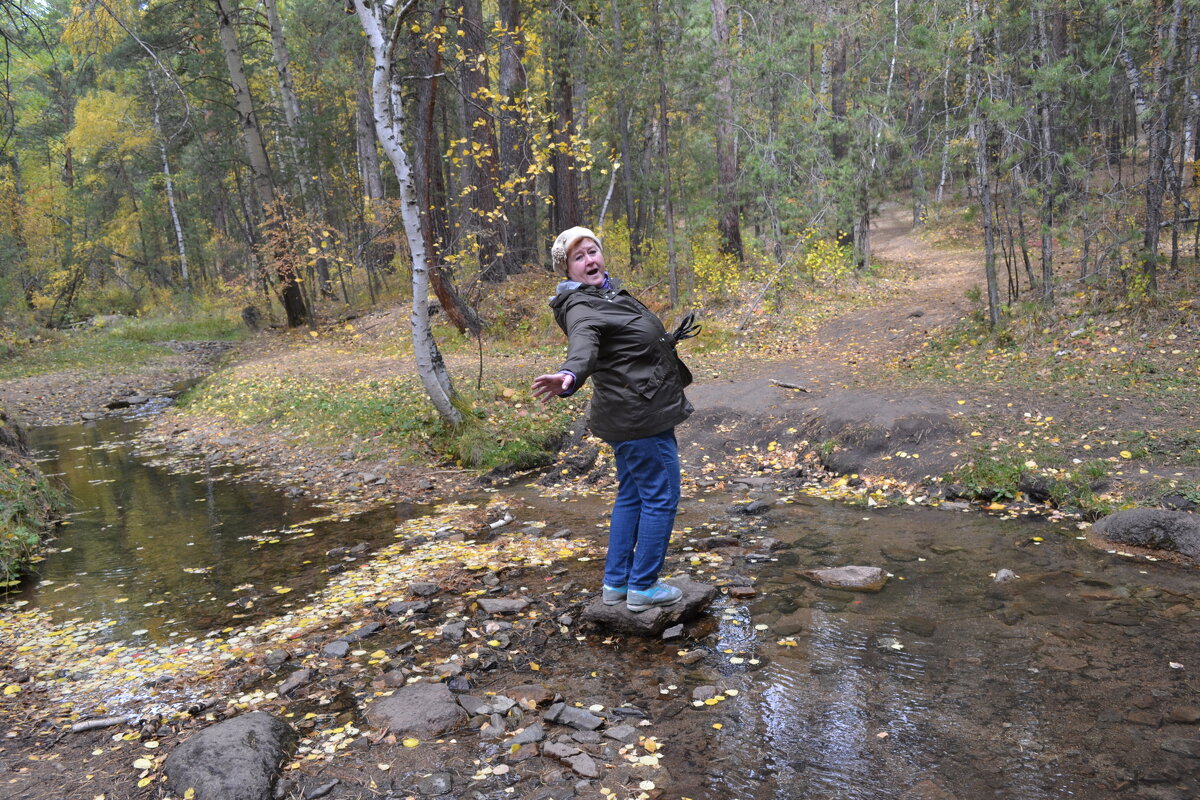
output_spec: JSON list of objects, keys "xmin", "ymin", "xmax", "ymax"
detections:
[{"xmin": 351, "ymin": 0, "xmax": 463, "ymax": 428}]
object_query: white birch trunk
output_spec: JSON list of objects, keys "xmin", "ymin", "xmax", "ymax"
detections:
[
  {"xmin": 150, "ymin": 76, "xmax": 188, "ymax": 287},
  {"xmin": 352, "ymin": 0, "xmax": 462, "ymax": 427}
]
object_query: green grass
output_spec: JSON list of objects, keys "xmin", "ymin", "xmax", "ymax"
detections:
[
  {"xmin": 944, "ymin": 445, "xmax": 1114, "ymax": 515},
  {"xmin": 0, "ymin": 312, "xmax": 245, "ymax": 380},
  {"xmin": 181, "ymin": 367, "xmax": 585, "ymax": 472}
]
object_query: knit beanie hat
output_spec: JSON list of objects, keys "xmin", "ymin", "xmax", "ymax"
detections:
[{"xmin": 551, "ymin": 226, "xmax": 602, "ymax": 275}]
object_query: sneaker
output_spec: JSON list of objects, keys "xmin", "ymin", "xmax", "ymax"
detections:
[
  {"xmin": 626, "ymin": 582, "xmax": 682, "ymax": 613},
  {"xmin": 602, "ymin": 585, "xmax": 628, "ymax": 605}
]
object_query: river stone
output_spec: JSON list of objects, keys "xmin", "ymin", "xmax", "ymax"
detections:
[
  {"xmin": 414, "ymin": 772, "xmax": 454, "ymax": 796},
  {"xmin": 457, "ymin": 694, "xmax": 489, "ymax": 715},
  {"xmin": 1160, "ymin": 738, "xmax": 1200, "ymax": 758},
  {"xmin": 582, "ymin": 578, "xmax": 717, "ymax": 636},
  {"xmin": 507, "ymin": 683, "xmax": 554, "ymax": 708},
  {"xmin": 544, "ymin": 702, "xmax": 603, "ymax": 731},
  {"xmin": 365, "ymin": 682, "xmax": 465, "ymax": 735},
  {"xmin": 277, "ymin": 668, "xmax": 312, "ymax": 697},
  {"xmin": 1167, "ymin": 705, "xmax": 1200, "ymax": 724},
  {"xmin": 441, "ymin": 620, "xmax": 466, "ymax": 641},
  {"xmin": 543, "ymin": 741, "xmax": 582, "ymax": 759},
  {"xmin": 341, "ymin": 622, "xmax": 383, "ymax": 642},
  {"xmin": 800, "ymin": 566, "xmax": 888, "ymax": 592},
  {"xmin": 510, "ymin": 722, "xmax": 546, "ymax": 745},
  {"xmin": 1091, "ymin": 509, "xmax": 1200, "ymax": 562},
  {"xmin": 386, "ymin": 599, "xmax": 431, "ymax": 616},
  {"xmin": 321, "ymin": 641, "xmax": 349, "ymax": 658},
  {"xmin": 477, "ymin": 597, "xmax": 530, "ymax": 615},
  {"xmin": 164, "ymin": 712, "xmax": 296, "ymax": 800},
  {"xmin": 565, "ymin": 753, "xmax": 600, "ymax": 778}
]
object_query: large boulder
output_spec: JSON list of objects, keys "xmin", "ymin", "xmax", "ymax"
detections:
[
  {"xmin": 164, "ymin": 712, "xmax": 296, "ymax": 800},
  {"xmin": 582, "ymin": 578, "xmax": 717, "ymax": 636},
  {"xmin": 364, "ymin": 681, "xmax": 466, "ymax": 735},
  {"xmin": 1091, "ymin": 509, "xmax": 1200, "ymax": 562}
]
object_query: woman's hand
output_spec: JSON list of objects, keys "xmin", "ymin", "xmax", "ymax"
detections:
[{"xmin": 531, "ymin": 371, "xmax": 574, "ymax": 403}]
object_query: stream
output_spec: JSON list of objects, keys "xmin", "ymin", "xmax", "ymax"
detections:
[{"xmin": 11, "ymin": 416, "xmax": 1200, "ymax": 799}]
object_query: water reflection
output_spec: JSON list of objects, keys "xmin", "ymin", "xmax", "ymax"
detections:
[
  {"xmin": 682, "ymin": 500, "xmax": 1200, "ymax": 800},
  {"xmin": 17, "ymin": 418, "xmax": 405, "ymax": 640}
]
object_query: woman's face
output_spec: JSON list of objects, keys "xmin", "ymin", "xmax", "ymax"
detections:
[{"xmin": 566, "ymin": 238, "xmax": 606, "ymax": 286}]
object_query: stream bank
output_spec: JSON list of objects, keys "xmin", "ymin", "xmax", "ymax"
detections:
[{"xmin": 3, "ymin": 409, "xmax": 1200, "ymax": 800}]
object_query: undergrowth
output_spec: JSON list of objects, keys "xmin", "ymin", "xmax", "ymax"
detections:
[{"xmin": 0, "ymin": 460, "xmax": 61, "ymax": 586}]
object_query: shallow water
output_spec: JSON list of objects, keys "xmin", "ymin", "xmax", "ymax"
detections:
[
  {"xmin": 19, "ymin": 418, "xmax": 416, "ymax": 640},
  {"xmin": 12, "ymin": 419, "xmax": 1200, "ymax": 799},
  {"xmin": 639, "ymin": 498, "xmax": 1200, "ymax": 799}
]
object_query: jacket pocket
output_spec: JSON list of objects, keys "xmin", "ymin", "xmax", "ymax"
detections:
[{"xmin": 633, "ymin": 357, "xmax": 669, "ymax": 399}]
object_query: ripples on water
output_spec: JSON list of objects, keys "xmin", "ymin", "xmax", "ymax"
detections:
[{"xmin": 11, "ymin": 419, "xmax": 1200, "ymax": 799}]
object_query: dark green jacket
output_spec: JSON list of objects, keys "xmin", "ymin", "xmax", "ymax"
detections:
[{"xmin": 551, "ymin": 280, "xmax": 693, "ymax": 442}]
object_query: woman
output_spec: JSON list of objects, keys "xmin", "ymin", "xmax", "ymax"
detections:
[{"xmin": 532, "ymin": 226, "xmax": 693, "ymax": 613}]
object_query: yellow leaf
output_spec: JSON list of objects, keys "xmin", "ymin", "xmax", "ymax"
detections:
[
  {"xmin": 529, "ymin": 663, "xmax": 540, "ymax": 671},
  {"xmin": 712, "ymin": 723, "xmax": 723, "ymax": 729},
  {"xmin": 133, "ymin": 757, "xmax": 153, "ymax": 770},
  {"xmin": 1119, "ymin": 450, "xmax": 1132, "ymax": 459},
  {"xmin": 137, "ymin": 778, "xmax": 152, "ymax": 788},
  {"xmin": 402, "ymin": 738, "xmax": 420, "ymax": 748},
  {"xmin": 307, "ymin": 247, "xmax": 318, "ymax": 255},
  {"xmin": 184, "ymin": 790, "xmax": 196, "ymax": 800},
  {"xmin": 3, "ymin": 684, "xmax": 20, "ymax": 695}
]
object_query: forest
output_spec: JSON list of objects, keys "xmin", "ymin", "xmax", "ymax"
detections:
[{"xmin": 2, "ymin": 0, "xmax": 1196, "ymax": 340}]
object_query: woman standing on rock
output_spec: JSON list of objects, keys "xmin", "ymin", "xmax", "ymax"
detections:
[{"xmin": 532, "ymin": 226, "xmax": 696, "ymax": 613}]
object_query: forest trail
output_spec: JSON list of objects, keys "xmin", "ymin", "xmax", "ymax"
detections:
[{"xmin": 682, "ymin": 203, "xmax": 980, "ymax": 477}]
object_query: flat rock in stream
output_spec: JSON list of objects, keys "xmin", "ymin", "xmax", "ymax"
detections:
[
  {"xmin": 1090, "ymin": 509, "xmax": 1200, "ymax": 562},
  {"xmin": 581, "ymin": 578, "xmax": 717, "ymax": 636},
  {"xmin": 365, "ymin": 681, "xmax": 465, "ymax": 735},
  {"xmin": 799, "ymin": 565, "xmax": 889, "ymax": 592},
  {"xmin": 164, "ymin": 712, "xmax": 296, "ymax": 800},
  {"xmin": 477, "ymin": 597, "xmax": 530, "ymax": 615}
]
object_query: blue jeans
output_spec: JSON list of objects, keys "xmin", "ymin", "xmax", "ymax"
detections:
[{"xmin": 604, "ymin": 429, "xmax": 680, "ymax": 592}]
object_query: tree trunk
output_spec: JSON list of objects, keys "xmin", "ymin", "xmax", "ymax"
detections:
[
  {"xmin": 652, "ymin": 0, "xmax": 678, "ymax": 306},
  {"xmin": 710, "ymin": 0, "xmax": 742, "ymax": 262},
  {"xmin": 549, "ymin": 1, "xmax": 581, "ymax": 234},
  {"xmin": 355, "ymin": 42, "xmax": 394, "ymax": 289},
  {"xmin": 149, "ymin": 76, "xmax": 188, "ymax": 288},
  {"xmin": 213, "ymin": 0, "xmax": 306, "ymax": 326},
  {"xmin": 261, "ymin": 0, "xmax": 333, "ymax": 299},
  {"xmin": 609, "ymin": 0, "xmax": 643, "ymax": 267},
  {"xmin": 261, "ymin": 0, "xmax": 310, "ymax": 206},
  {"xmin": 460, "ymin": 0, "xmax": 516, "ymax": 281},
  {"xmin": 968, "ymin": 0, "xmax": 1000, "ymax": 327},
  {"xmin": 353, "ymin": 0, "xmax": 463, "ymax": 427},
  {"xmin": 1035, "ymin": 3, "xmax": 1055, "ymax": 306},
  {"xmin": 497, "ymin": 0, "xmax": 536, "ymax": 267}
]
